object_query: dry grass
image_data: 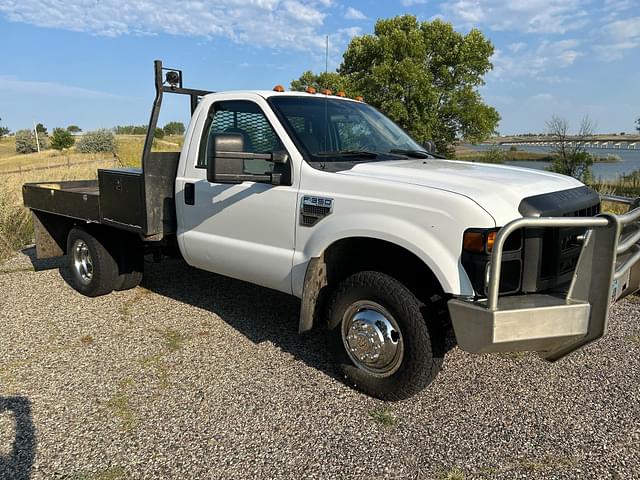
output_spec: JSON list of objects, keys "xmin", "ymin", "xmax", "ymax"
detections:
[
  {"xmin": 115, "ymin": 134, "xmax": 183, "ymax": 167},
  {"xmin": 0, "ymin": 136, "xmax": 16, "ymax": 159}
]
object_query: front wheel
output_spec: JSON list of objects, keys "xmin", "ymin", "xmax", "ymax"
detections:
[{"xmin": 328, "ymin": 271, "xmax": 442, "ymax": 400}]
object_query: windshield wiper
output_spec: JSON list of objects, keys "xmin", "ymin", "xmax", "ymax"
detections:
[
  {"xmin": 388, "ymin": 149, "xmax": 431, "ymax": 158},
  {"xmin": 316, "ymin": 150, "xmax": 378, "ymax": 158}
]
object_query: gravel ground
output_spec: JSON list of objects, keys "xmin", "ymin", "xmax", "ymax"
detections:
[{"xmin": 0, "ymin": 248, "xmax": 639, "ymax": 480}]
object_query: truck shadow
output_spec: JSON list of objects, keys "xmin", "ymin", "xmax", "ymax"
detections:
[
  {"xmin": 0, "ymin": 396, "xmax": 36, "ymax": 480},
  {"xmin": 140, "ymin": 258, "xmax": 341, "ymax": 381}
]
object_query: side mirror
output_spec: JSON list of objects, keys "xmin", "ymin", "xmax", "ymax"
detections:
[
  {"xmin": 207, "ymin": 133, "xmax": 244, "ymax": 183},
  {"xmin": 206, "ymin": 133, "xmax": 291, "ymax": 185}
]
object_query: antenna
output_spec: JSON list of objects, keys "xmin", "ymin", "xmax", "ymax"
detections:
[{"xmin": 325, "ymin": 35, "xmax": 329, "ymax": 74}]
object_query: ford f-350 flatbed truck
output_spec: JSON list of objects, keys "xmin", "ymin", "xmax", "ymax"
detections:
[{"xmin": 22, "ymin": 61, "xmax": 640, "ymax": 400}]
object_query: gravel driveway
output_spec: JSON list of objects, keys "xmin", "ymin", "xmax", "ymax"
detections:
[{"xmin": 1, "ymin": 248, "xmax": 639, "ymax": 480}]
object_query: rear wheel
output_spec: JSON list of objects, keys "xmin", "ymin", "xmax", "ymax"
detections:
[
  {"xmin": 114, "ymin": 237, "xmax": 144, "ymax": 291},
  {"xmin": 67, "ymin": 227, "xmax": 118, "ymax": 297},
  {"xmin": 328, "ymin": 271, "xmax": 441, "ymax": 400}
]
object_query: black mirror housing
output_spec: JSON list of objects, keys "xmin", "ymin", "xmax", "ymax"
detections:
[{"xmin": 207, "ymin": 133, "xmax": 244, "ymax": 183}]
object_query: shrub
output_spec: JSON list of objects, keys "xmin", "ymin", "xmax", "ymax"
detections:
[
  {"xmin": 509, "ymin": 145, "xmax": 518, "ymax": 152},
  {"xmin": 67, "ymin": 125, "xmax": 82, "ymax": 133},
  {"xmin": 15, "ymin": 129, "xmax": 48, "ymax": 154},
  {"xmin": 154, "ymin": 127, "xmax": 165, "ymax": 139},
  {"xmin": 50, "ymin": 128, "xmax": 75, "ymax": 150},
  {"xmin": 481, "ymin": 146, "xmax": 506, "ymax": 164},
  {"xmin": 76, "ymin": 129, "xmax": 117, "ymax": 154},
  {"xmin": 163, "ymin": 121, "xmax": 185, "ymax": 136}
]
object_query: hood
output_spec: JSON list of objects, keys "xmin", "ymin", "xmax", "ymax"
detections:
[{"xmin": 338, "ymin": 159, "xmax": 584, "ymax": 225}]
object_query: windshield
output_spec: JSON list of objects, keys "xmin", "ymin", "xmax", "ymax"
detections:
[{"xmin": 269, "ymin": 96, "xmax": 425, "ymax": 165}]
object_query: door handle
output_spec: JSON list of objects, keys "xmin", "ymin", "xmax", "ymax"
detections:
[{"xmin": 184, "ymin": 183, "xmax": 195, "ymax": 205}]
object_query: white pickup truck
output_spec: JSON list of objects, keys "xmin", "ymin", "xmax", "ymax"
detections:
[{"xmin": 23, "ymin": 61, "xmax": 640, "ymax": 400}]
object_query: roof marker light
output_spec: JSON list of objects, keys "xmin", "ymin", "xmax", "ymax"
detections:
[
  {"xmin": 355, "ymin": 95, "xmax": 364, "ymax": 102},
  {"xmin": 273, "ymin": 85, "xmax": 285, "ymax": 92},
  {"xmin": 306, "ymin": 86, "xmax": 317, "ymax": 94},
  {"xmin": 336, "ymin": 91, "xmax": 346, "ymax": 97},
  {"xmin": 321, "ymin": 88, "xmax": 332, "ymax": 95}
]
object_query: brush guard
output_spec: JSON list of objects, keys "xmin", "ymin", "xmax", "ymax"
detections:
[{"xmin": 448, "ymin": 194, "xmax": 640, "ymax": 361}]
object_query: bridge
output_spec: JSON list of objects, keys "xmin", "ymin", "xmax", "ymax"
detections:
[{"xmin": 493, "ymin": 135, "xmax": 640, "ymax": 150}]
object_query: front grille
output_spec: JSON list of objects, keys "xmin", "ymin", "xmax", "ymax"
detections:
[{"xmin": 520, "ymin": 188, "xmax": 601, "ymax": 293}]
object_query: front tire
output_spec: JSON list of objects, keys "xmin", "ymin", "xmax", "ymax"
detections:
[
  {"xmin": 328, "ymin": 271, "xmax": 441, "ymax": 400},
  {"xmin": 67, "ymin": 227, "xmax": 118, "ymax": 297}
]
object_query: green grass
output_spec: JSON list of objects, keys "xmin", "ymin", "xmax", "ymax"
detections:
[
  {"xmin": 369, "ymin": 406, "xmax": 397, "ymax": 426},
  {"xmin": 436, "ymin": 467, "xmax": 466, "ymax": 480},
  {"xmin": 162, "ymin": 328, "xmax": 187, "ymax": 352},
  {"xmin": 65, "ymin": 467, "xmax": 126, "ymax": 480}
]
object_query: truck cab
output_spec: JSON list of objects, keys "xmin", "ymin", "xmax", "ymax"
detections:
[{"xmin": 23, "ymin": 61, "xmax": 640, "ymax": 400}]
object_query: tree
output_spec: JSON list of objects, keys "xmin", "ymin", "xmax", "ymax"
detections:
[
  {"xmin": 329, "ymin": 15, "xmax": 499, "ymax": 155},
  {"xmin": 0, "ymin": 117, "xmax": 8, "ymax": 138},
  {"xmin": 636, "ymin": 118, "xmax": 639, "ymax": 133},
  {"xmin": 163, "ymin": 121, "xmax": 185, "ymax": 136},
  {"xmin": 291, "ymin": 71, "xmax": 354, "ymax": 95},
  {"xmin": 545, "ymin": 115, "xmax": 594, "ymax": 182},
  {"xmin": 51, "ymin": 128, "xmax": 75, "ymax": 150},
  {"xmin": 154, "ymin": 127, "xmax": 165, "ymax": 139},
  {"xmin": 67, "ymin": 125, "xmax": 82, "ymax": 133},
  {"xmin": 35, "ymin": 123, "xmax": 48, "ymax": 135}
]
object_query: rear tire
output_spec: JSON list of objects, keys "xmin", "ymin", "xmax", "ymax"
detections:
[
  {"xmin": 114, "ymin": 237, "xmax": 144, "ymax": 291},
  {"xmin": 66, "ymin": 227, "xmax": 118, "ymax": 297},
  {"xmin": 327, "ymin": 271, "xmax": 441, "ymax": 400}
]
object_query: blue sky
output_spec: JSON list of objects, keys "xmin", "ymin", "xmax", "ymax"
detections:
[{"xmin": 0, "ymin": 0, "xmax": 638, "ymax": 136}]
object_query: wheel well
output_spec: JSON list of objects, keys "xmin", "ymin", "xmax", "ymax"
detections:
[{"xmin": 323, "ymin": 237, "xmax": 444, "ymax": 304}]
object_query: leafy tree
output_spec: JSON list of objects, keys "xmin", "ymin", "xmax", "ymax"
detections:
[
  {"xmin": 334, "ymin": 15, "xmax": 499, "ymax": 155},
  {"xmin": 636, "ymin": 118, "xmax": 640, "ymax": 133},
  {"xmin": 154, "ymin": 127, "xmax": 165, "ymax": 139},
  {"xmin": 114, "ymin": 125, "xmax": 147, "ymax": 135},
  {"xmin": 35, "ymin": 123, "xmax": 48, "ymax": 135},
  {"xmin": 163, "ymin": 121, "xmax": 185, "ymax": 136},
  {"xmin": 76, "ymin": 129, "xmax": 117, "ymax": 154},
  {"xmin": 545, "ymin": 115, "xmax": 594, "ymax": 182},
  {"xmin": 67, "ymin": 125, "xmax": 82, "ymax": 133},
  {"xmin": 291, "ymin": 71, "xmax": 354, "ymax": 95},
  {"xmin": 51, "ymin": 128, "xmax": 75, "ymax": 150}
]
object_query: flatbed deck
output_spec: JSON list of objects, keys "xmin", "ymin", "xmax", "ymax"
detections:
[{"xmin": 23, "ymin": 180, "xmax": 102, "ymax": 222}]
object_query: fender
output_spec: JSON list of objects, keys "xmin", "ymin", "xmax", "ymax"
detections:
[{"xmin": 294, "ymin": 213, "xmax": 481, "ymax": 333}]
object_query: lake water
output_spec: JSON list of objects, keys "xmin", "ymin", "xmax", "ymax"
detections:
[{"xmin": 467, "ymin": 144, "xmax": 640, "ymax": 181}]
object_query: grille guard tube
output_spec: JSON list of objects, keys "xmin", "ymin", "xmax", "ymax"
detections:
[{"xmin": 448, "ymin": 194, "xmax": 640, "ymax": 361}]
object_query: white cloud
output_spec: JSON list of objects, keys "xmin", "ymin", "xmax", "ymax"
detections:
[
  {"xmin": 0, "ymin": 0, "xmax": 338, "ymax": 52},
  {"xmin": 532, "ymin": 93, "xmax": 553, "ymax": 101},
  {"xmin": 440, "ymin": 0, "xmax": 590, "ymax": 34},
  {"xmin": 594, "ymin": 16, "xmax": 640, "ymax": 61},
  {"xmin": 0, "ymin": 75, "xmax": 124, "ymax": 99},
  {"xmin": 490, "ymin": 39, "xmax": 583, "ymax": 80},
  {"xmin": 401, "ymin": 0, "xmax": 428, "ymax": 6},
  {"xmin": 508, "ymin": 42, "xmax": 526, "ymax": 53},
  {"xmin": 344, "ymin": 6, "xmax": 368, "ymax": 20}
]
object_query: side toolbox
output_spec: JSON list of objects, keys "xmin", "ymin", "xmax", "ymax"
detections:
[{"xmin": 98, "ymin": 168, "xmax": 146, "ymax": 232}]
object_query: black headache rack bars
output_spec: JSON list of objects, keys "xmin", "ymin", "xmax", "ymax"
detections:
[
  {"xmin": 23, "ymin": 60, "xmax": 213, "ymax": 246},
  {"xmin": 449, "ymin": 194, "xmax": 640, "ymax": 362},
  {"xmin": 141, "ymin": 60, "xmax": 213, "ymax": 171}
]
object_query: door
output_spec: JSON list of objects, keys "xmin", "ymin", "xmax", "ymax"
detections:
[{"xmin": 177, "ymin": 97, "xmax": 298, "ymax": 294}]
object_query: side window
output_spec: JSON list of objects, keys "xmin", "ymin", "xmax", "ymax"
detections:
[{"xmin": 198, "ymin": 100, "xmax": 283, "ymax": 174}]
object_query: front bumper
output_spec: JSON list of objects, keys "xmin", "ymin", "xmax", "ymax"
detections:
[{"xmin": 448, "ymin": 195, "xmax": 640, "ymax": 361}]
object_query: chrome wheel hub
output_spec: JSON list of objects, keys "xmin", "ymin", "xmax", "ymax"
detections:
[
  {"xmin": 341, "ymin": 301, "xmax": 404, "ymax": 377},
  {"xmin": 72, "ymin": 239, "xmax": 93, "ymax": 285}
]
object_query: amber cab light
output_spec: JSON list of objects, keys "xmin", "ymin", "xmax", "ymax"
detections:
[
  {"xmin": 336, "ymin": 91, "xmax": 346, "ymax": 97},
  {"xmin": 306, "ymin": 86, "xmax": 317, "ymax": 94},
  {"xmin": 321, "ymin": 88, "xmax": 332, "ymax": 95},
  {"xmin": 354, "ymin": 95, "xmax": 364, "ymax": 102},
  {"xmin": 273, "ymin": 85, "xmax": 285, "ymax": 92}
]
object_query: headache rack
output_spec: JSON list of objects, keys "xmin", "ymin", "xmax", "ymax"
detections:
[{"xmin": 449, "ymin": 194, "xmax": 640, "ymax": 361}]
